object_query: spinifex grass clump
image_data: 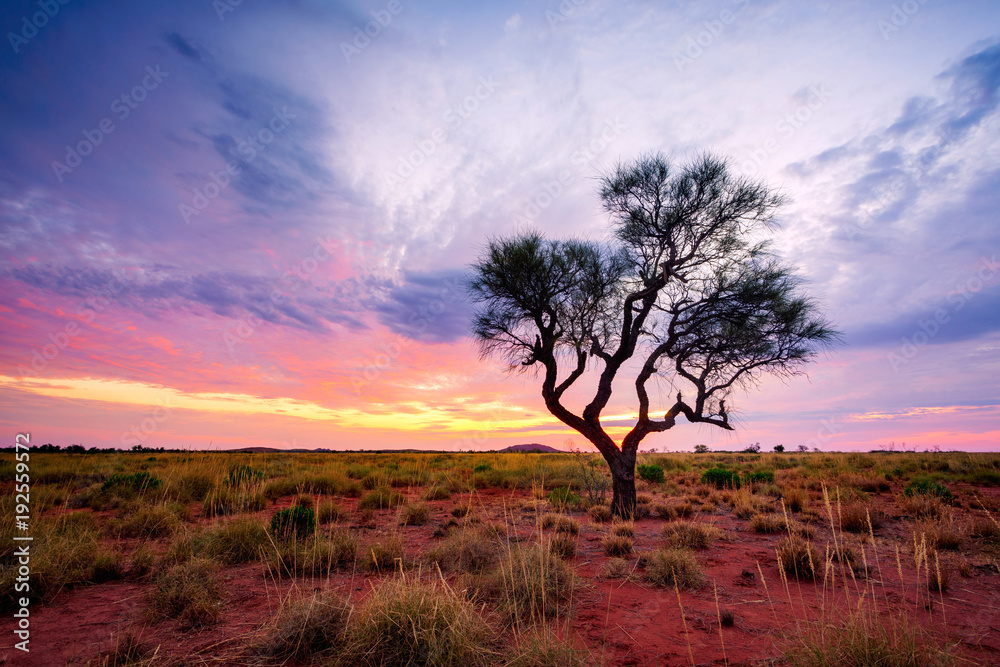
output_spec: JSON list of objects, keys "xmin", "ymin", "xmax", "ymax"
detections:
[
  {"xmin": 643, "ymin": 548, "xmax": 705, "ymax": 589},
  {"xmin": 662, "ymin": 521, "xmax": 723, "ymax": 549},
  {"xmin": 357, "ymin": 487, "xmax": 405, "ymax": 511},
  {"xmin": 496, "ymin": 544, "xmax": 575, "ymax": 623},
  {"xmin": 255, "ymin": 591, "xmax": 352, "ymax": 662},
  {"xmin": 701, "ymin": 468, "xmax": 741, "ymax": 489},
  {"xmin": 199, "ymin": 516, "xmax": 270, "ymax": 564},
  {"xmin": 227, "ymin": 463, "xmax": 266, "ymax": 487},
  {"xmin": 776, "ymin": 536, "xmax": 819, "ymax": 580},
  {"xmin": 270, "ymin": 505, "xmax": 316, "ymax": 540},
  {"xmin": 637, "ymin": 463, "xmax": 665, "ymax": 484},
  {"xmin": 342, "ymin": 575, "xmax": 494, "ymax": 666},
  {"xmin": 149, "ymin": 558, "xmax": 223, "ymax": 629},
  {"xmin": 101, "ymin": 471, "xmax": 162, "ymax": 493},
  {"xmin": 784, "ymin": 606, "xmax": 955, "ymax": 666}
]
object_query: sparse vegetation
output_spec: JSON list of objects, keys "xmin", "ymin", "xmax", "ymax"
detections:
[{"xmin": 643, "ymin": 548, "xmax": 704, "ymax": 589}]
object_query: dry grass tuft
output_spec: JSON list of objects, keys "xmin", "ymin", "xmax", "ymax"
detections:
[
  {"xmin": 776, "ymin": 537, "xmax": 819, "ymax": 581},
  {"xmin": 254, "ymin": 591, "xmax": 352, "ymax": 661},
  {"xmin": 587, "ymin": 505, "xmax": 612, "ymax": 523},
  {"xmin": 643, "ymin": 548, "xmax": 704, "ymax": 590},
  {"xmin": 662, "ymin": 521, "xmax": 723, "ymax": 549},
  {"xmin": 602, "ymin": 533, "xmax": 634, "ymax": 557}
]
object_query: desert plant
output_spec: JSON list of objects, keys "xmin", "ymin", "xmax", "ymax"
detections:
[
  {"xmin": 318, "ymin": 500, "xmax": 346, "ymax": 524},
  {"xmin": 745, "ymin": 470, "xmax": 776, "ymax": 485},
  {"xmin": 507, "ymin": 627, "xmax": 591, "ymax": 667},
  {"xmin": 426, "ymin": 526, "xmax": 503, "ymax": 575},
  {"xmin": 776, "ymin": 536, "xmax": 819, "ymax": 581},
  {"xmin": 495, "ymin": 544, "xmax": 575, "ymax": 623},
  {"xmin": 783, "ymin": 607, "xmax": 955, "ymax": 666},
  {"xmin": 342, "ymin": 576, "xmax": 493, "ymax": 666},
  {"xmin": 662, "ymin": 521, "xmax": 723, "ymax": 549},
  {"xmin": 399, "ymin": 502, "xmax": 430, "ymax": 526},
  {"xmin": 643, "ymin": 548, "xmax": 705, "ymax": 589},
  {"xmin": 903, "ymin": 480, "xmax": 953, "ymax": 503},
  {"xmin": 546, "ymin": 486, "xmax": 582, "ymax": 510},
  {"xmin": 702, "ymin": 468, "xmax": 741, "ymax": 489},
  {"xmin": 602, "ymin": 533, "xmax": 633, "ymax": 557},
  {"xmin": 149, "ymin": 558, "xmax": 223, "ymax": 629},
  {"xmin": 423, "ymin": 485, "xmax": 452, "ymax": 501},
  {"xmin": 548, "ymin": 532, "xmax": 577, "ymax": 559},
  {"xmin": 114, "ymin": 503, "xmax": 181, "ymax": 538},
  {"xmin": 92, "ymin": 630, "xmax": 157, "ymax": 667},
  {"xmin": 255, "ymin": 591, "xmax": 352, "ymax": 661},
  {"xmin": 227, "ymin": 464, "xmax": 265, "ymax": 487},
  {"xmin": 838, "ymin": 503, "xmax": 885, "ymax": 533},
  {"xmin": 102, "ymin": 471, "xmax": 162, "ymax": 494},
  {"xmin": 358, "ymin": 487, "xmax": 406, "ymax": 511},
  {"xmin": 587, "ymin": 505, "xmax": 612, "ymax": 523},
  {"xmin": 363, "ymin": 535, "xmax": 405, "ymax": 573},
  {"xmin": 637, "ymin": 464, "xmax": 665, "ymax": 484},
  {"xmin": 199, "ymin": 516, "xmax": 269, "ymax": 565},
  {"xmin": 270, "ymin": 506, "xmax": 316, "ymax": 541}
]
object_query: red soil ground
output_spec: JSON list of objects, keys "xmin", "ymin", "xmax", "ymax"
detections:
[{"xmin": 5, "ymin": 485, "xmax": 1000, "ymax": 666}]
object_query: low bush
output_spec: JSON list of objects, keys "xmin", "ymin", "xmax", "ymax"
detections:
[
  {"xmin": 745, "ymin": 470, "xmax": 776, "ymax": 485},
  {"xmin": 587, "ymin": 505, "xmax": 612, "ymax": 523},
  {"xmin": 637, "ymin": 464, "xmax": 665, "ymax": 484},
  {"xmin": 546, "ymin": 486, "xmax": 582, "ymax": 510},
  {"xmin": 702, "ymin": 468, "xmax": 741, "ymax": 489},
  {"xmin": 602, "ymin": 534, "xmax": 633, "ymax": 557},
  {"xmin": 903, "ymin": 480, "xmax": 954, "ymax": 503}
]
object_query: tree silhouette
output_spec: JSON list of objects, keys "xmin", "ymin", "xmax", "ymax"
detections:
[{"xmin": 468, "ymin": 153, "xmax": 839, "ymax": 518}]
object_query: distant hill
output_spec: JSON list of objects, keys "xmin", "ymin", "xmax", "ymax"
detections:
[{"xmin": 499, "ymin": 443, "xmax": 563, "ymax": 453}]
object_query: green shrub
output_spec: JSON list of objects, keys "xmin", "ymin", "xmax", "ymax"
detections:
[
  {"xmin": 745, "ymin": 470, "xmax": 775, "ymax": 485},
  {"xmin": 546, "ymin": 486, "xmax": 582, "ymax": 510},
  {"xmin": 701, "ymin": 468, "xmax": 741, "ymax": 489},
  {"xmin": 903, "ymin": 480, "xmax": 953, "ymax": 503},
  {"xmin": 270, "ymin": 506, "xmax": 316, "ymax": 540},
  {"xmin": 473, "ymin": 463, "xmax": 492, "ymax": 473},
  {"xmin": 637, "ymin": 464, "xmax": 665, "ymax": 484},
  {"xmin": 200, "ymin": 516, "xmax": 269, "ymax": 564}
]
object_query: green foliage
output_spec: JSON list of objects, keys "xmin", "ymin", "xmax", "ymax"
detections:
[
  {"xmin": 903, "ymin": 479, "xmax": 954, "ymax": 502},
  {"xmin": 473, "ymin": 463, "xmax": 492, "ymax": 473},
  {"xmin": 270, "ymin": 505, "xmax": 316, "ymax": 540},
  {"xmin": 701, "ymin": 468, "xmax": 741, "ymax": 489},
  {"xmin": 637, "ymin": 464, "xmax": 665, "ymax": 484},
  {"xmin": 227, "ymin": 463, "xmax": 266, "ymax": 486},
  {"xmin": 101, "ymin": 471, "xmax": 161, "ymax": 493},
  {"xmin": 546, "ymin": 486, "xmax": 582, "ymax": 509},
  {"xmin": 694, "ymin": 444, "xmax": 710, "ymax": 453},
  {"xmin": 745, "ymin": 470, "xmax": 776, "ymax": 485}
]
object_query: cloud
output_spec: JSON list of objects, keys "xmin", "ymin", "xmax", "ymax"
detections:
[{"xmin": 373, "ymin": 268, "xmax": 471, "ymax": 343}]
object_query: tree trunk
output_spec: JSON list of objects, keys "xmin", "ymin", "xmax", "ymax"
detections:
[{"xmin": 609, "ymin": 452, "xmax": 637, "ymax": 519}]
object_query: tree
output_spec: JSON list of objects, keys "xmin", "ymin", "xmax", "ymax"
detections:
[
  {"xmin": 467, "ymin": 153, "xmax": 839, "ymax": 518},
  {"xmin": 694, "ymin": 444, "xmax": 710, "ymax": 454},
  {"xmin": 773, "ymin": 444, "xmax": 785, "ymax": 453}
]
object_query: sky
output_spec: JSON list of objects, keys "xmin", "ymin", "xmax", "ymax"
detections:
[{"xmin": 1, "ymin": 0, "xmax": 998, "ymax": 453}]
